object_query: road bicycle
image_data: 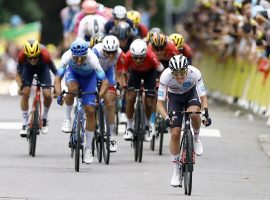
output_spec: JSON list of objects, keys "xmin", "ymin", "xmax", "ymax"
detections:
[
  {"xmin": 24, "ymin": 75, "xmax": 53, "ymax": 157},
  {"xmin": 128, "ymin": 86, "xmax": 156, "ymax": 163},
  {"xmin": 93, "ymin": 97, "xmax": 111, "ymax": 164},
  {"xmin": 169, "ymin": 110, "xmax": 201, "ymax": 196},
  {"xmin": 58, "ymin": 90, "xmax": 97, "ymax": 172}
]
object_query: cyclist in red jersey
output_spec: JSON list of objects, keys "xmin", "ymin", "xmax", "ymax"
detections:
[
  {"xmin": 169, "ymin": 33, "xmax": 193, "ymax": 64},
  {"xmin": 148, "ymin": 33, "xmax": 180, "ymax": 68},
  {"xmin": 122, "ymin": 39, "xmax": 164, "ymax": 142},
  {"xmin": 16, "ymin": 40, "xmax": 57, "ymax": 137}
]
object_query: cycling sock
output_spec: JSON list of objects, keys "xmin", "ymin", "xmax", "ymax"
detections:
[
  {"xmin": 42, "ymin": 106, "xmax": 50, "ymax": 120},
  {"xmin": 85, "ymin": 130, "xmax": 94, "ymax": 149},
  {"xmin": 150, "ymin": 112, "xmax": 156, "ymax": 124},
  {"xmin": 65, "ymin": 104, "xmax": 73, "ymax": 119},
  {"xmin": 193, "ymin": 129, "xmax": 200, "ymax": 141},
  {"xmin": 127, "ymin": 118, "xmax": 133, "ymax": 129},
  {"xmin": 171, "ymin": 154, "xmax": 180, "ymax": 174},
  {"xmin": 22, "ymin": 111, "xmax": 28, "ymax": 126},
  {"xmin": 109, "ymin": 124, "xmax": 115, "ymax": 137}
]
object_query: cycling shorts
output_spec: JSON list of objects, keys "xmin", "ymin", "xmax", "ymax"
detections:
[
  {"xmin": 22, "ymin": 65, "xmax": 51, "ymax": 88},
  {"xmin": 128, "ymin": 69, "xmax": 157, "ymax": 97},
  {"xmin": 168, "ymin": 86, "xmax": 201, "ymax": 128},
  {"xmin": 65, "ymin": 67, "xmax": 97, "ymax": 106}
]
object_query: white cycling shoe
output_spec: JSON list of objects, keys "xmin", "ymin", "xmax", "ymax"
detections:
[
  {"xmin": 62, "ymin": 119, "xmax": 72, "ymax": 133},
  {"xmin": 110, "ymin": 140, "xmax": 117, "ymax": 152},
  {"xmin": 171, "ymin": 173, "xmax": 181, "ymax": 187},
  {"xmin": 194, "ymin": 138, "xmax": 203, "ymax": 156},
  {"xmin": 123, "ymin": 128, "xmax": 133, "ymax": 140},
  {"xmin": 84, "ymin": 148, "xmax": 93, "ymax": 164}
]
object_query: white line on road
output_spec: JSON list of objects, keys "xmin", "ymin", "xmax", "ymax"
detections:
[
  {"xmin": 200, "ymin": 128, "xmax": 221, "ymax": 137},
  {"xmin": 0, "ymin": 122, "xmax": 21, "ymax": 130}
]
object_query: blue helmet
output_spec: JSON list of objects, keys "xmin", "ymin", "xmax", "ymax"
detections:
[{"xmin": 70, "ymin": 38, "xmax": 88, "ymax": 56}]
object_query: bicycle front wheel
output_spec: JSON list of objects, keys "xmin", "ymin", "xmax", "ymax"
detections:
[
  {"xmin": 29, "ymin": 101, "xmax": 39, "ymax": 157},
  {"xmin": 75, "ymin": 115, "xmax": 82, "ymax": 172},
  {"xmin": 137, "ymin": 104, "xmax": 144, "ymax": 163}
]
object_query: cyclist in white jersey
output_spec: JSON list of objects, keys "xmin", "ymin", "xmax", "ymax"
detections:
[
  {"xmin": 54, "ymin": 38, "xmax": 109, "ymax": 164},
  {"xmin": 92, "ymin": 35, "xmax": 126, "ymax": 152},
  {"xmin": 156, "ymin": 54, "xmax": 212, "ymax": 187},
  {"xmin": 76, "ymin": 1, "xmax": 107, "ymax": 41}
]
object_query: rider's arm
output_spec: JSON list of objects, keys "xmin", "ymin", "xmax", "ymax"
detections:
[
  {"xmin": 157, "ymin": 83, "xmax": 168, "ymax": 119},
  {"xmin": 16, "ymin": 51, "xmax": 25, "ymax": 87},
  {"xmin": 193, "ymin": 67, "xmax": 208, "ymax": 110},
  {"xmin": 40, "ymin": 48, "xmax": 58, "ymax": 75}
]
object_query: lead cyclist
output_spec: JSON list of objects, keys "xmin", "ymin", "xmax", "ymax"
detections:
[{"xmin": 156, "ymin": 54, "xmax": 212, "ymax": 187}]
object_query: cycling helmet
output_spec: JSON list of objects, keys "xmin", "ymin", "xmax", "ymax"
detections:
[
  {"xmin": 66, "ymin": 0, "xmax": 81, "ymax": 6},
  {"xmin": 115, "ymin": 21, "xmax": 131, "ymax": 39},
  {"xmin": 130, "ymin": 39, "xmax": 147, "ymax": 56},
  {"xmin": 146, "ymin": 27, "xmax": 163, "ymax": 42},
  {"xmin": 127, "ymin": 10, "xmax": 141, "ymax": 26},
  {"xmin": 113, "ymin": 5, "xmax": 127, "ymax": 19},
  {"xmin": 169, "ymin": 54, "xmax": 189, "ymax": 71},
  {"xmin": 169, "ymin": 33, "xmax": 185, "ymax": 49},
  {"xmin": 70, "ymin": 38, "xmax": 89, "ymax": 56},
  {"xmin": 102, "ymin": 35, "xmax": 119, "ymax": 52},
  {"xmin": 82, "ymin": 0, "xmax": 98, "ymax": 14},
  {"xmin": 150, "ymin": 33, "xmax": 167, "ymax": 50},
  {"xmin": 90, "ymin": 32, "xmax": 105, "ymax": 48},
  {"xmin": 23, "ymin": 39, "xmax": 41, "ymax": 58}
]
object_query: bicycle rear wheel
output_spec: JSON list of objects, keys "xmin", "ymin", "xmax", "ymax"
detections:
[
  {"xmin": 99, "ymin": 106, "xmax": 110, "ymax": 165},
  {"xmin": 29, "ymin": 101, "xmax": 39, "ymax": 157}
]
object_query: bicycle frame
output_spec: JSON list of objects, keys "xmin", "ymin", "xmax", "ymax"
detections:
[{"xmin": 29, "ymin": 85, "xmax": 42, "ymax": 130}]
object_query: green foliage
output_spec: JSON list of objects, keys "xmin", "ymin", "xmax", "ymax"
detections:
[{"xmin": 0, "ymin": 0, "xmax": 43, "ymax": 23}]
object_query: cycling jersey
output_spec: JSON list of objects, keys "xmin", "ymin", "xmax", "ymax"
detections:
[
  {"xmin": 60, "ymin": 6, "xmax": 80, "ymax": 36},
  {"xmin": 104, "ymin": 18, "xmax": 134, "ymax": 35},
  {"xmin": 77, "ymin": 14, "xmax": 107, "ymax": 41},
  {"xmin": 158, "ymin": 66, "xmax": 206, "ymax": 101},
  {"xmin": 92, "ymin": 43, "xmax": 126, "ymax": 89},
  {"xmin": 133, "ymin": 23, "xmax": 148, "ymax": 38},
  {"xmin": 17, "ymin": 47, "xmax": 57, "ymax": 87},
  {"xmin": 57, "ymin": 49, "xmax": 106, "ymax": 80},
  {"xmin": 148, "ymin": 40, "xmax": 179, "ymax": 63},
  {"xmin": 124, "ymin": 48, "xmax": 162, "ymax": 73},
  {"xmin": 179, "ymin": 43, "xmax": 193, "ymax": 60}
]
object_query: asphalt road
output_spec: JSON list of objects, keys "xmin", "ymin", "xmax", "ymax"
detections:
[{"xmin": 0, "ymin": 95, "xmax": 270, "ymax": 200}]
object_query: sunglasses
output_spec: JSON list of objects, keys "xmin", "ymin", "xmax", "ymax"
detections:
[
  {"xmin": 72, "ymin": 55, "xmax": 87, "ymax": 62},
  {"xmin": 132, "ymin": 56, "xmax": 145, "ymax": 61},
  {"xmin": 154, "ymin": 46, "xmax": 165, "ymax": 51},
  {"xmin": 171, "ymin": 69, "xmax": 187, "ymax": 76},
  {"xmin": 104, "ymin": 50, "xmax": 117, "ymax": 55}
]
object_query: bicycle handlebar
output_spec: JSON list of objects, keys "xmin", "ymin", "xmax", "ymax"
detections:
[{"xmin": 57, "ymin": 90, "xmax": 98, "ymax": 106}]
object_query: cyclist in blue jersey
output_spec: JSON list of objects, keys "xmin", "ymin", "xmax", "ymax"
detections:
[{"xmin": 54, "ymin": 38, "xmax": 109, "ymax": 164}]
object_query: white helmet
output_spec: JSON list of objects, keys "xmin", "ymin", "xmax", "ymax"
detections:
[
  {"xmin": 130, "ymin": 39, "xmax": 147, "ymax": 56},
  {"xmin": 66, "ymin": 0, "xmax": 81, "ymax": 6},
  {"xmin": 102, "ymin": 35, "xmax": 119, "ymax": 52},
  {"xmin": 169, "ymin": 54, "xmax": 189, "ymax": 71},
  {"xmin": 113, "ymin": 5, "xmax": 127, "ymax": 19}
]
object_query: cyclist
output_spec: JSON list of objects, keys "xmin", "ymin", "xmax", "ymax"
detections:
[
  {"xmin": 92, "ymin": 35, "xmax": 126, "ymax": 152},
  {"xmin": 156, "ymin": 54, "xmax": 212, "ymax": 187},
  {"xmin": 16, "ymin": 39, "xmax": 57, "ymax": 137},
  {"xmin": 148, "ymin": 33, "xmax": 179, "ymax": 68},
  {"xmin": 168, "ymin": 33, "xmax": 193, "ymax": 64},
  {"xmin": 126, "ymin": 10, "xmax": 148, "ymax": 38},
  {"xmin": 76, "ymin": 0, "xmax": 107, "ymax": 41},
  {"xmin": 144, "ymin": 27, "xmax": 163, "ymax": 44},
  {"xmin": 123, "ymin": 39, "xmax": 164, "ymax": 142},
  {"xmin": 54, "ymin": 38, "xmax": 108, "ymax": 164},
  {"xmin": 89, "ymin": 32, "xmax": 105, "ymax": 48},
  {"xmin": 104, "ymin": 5, "xmax": 134, "ymax": 35}
]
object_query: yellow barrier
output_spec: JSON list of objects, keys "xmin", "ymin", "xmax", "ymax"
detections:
[{"xmin": 199, "ymin": 54, "xmax": 270, "ymax": 107}]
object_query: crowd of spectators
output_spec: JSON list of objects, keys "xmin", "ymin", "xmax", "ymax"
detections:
[{"xmin": 184, "ymin": 0, "xmax": 270, "ymax": 72}]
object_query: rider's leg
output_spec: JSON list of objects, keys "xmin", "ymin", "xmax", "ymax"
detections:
[
  {"xmin": 42, "ymin": 88, "xmax": 52, "ymax": 120},
  {"xmin": 20, "ymin": 86, "xmax": 31, "ymax": 126},
  {"xmin": 104, "ymin": 91, "xmax": 116, "ymax": 137},
  {"xmin": 84, "ymin": 105, "xmax": 96, "ymax": 149},
  {"xmin": 188, "ymin": 105, "xmax": 201, "ymax": 140},
  {"xmin": 125, "ymin": 91, "xmax": 136, "ymax": 129},
  {"xmin": 65, "ymin": 81, "xmax": 79, "ymax": 119}
]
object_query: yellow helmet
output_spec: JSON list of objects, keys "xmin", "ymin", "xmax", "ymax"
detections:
[
  {"xmin": 90, "ymin": 32, "xmax": 105, "ymax": 48},
  {"xmin": 168, "ymin": 33, "xmax": 185, "ymax": 49},
  {"xmin": 23, "ymin": 39, "xmax": 41, "ymax": 58},
  {"xmin": 150, "ymin": 33, "xmax": 167, "ymax": 50},
  {"xmin": 127, "ymin": 10, "xmax": 141, "ymax": 26}
]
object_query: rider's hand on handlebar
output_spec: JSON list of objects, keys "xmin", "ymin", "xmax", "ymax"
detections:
[
  {"xmin": 165, "ymin": 116, "xmax": 172, "ymax": 128},
  {"xmin": 202, "ymin": 108, "xmax": 212, "ymax": 127}
]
